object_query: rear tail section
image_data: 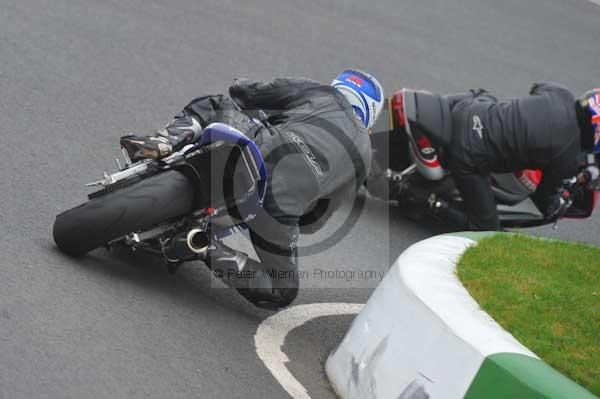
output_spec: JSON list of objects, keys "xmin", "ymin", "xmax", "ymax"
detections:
[{"xmin": 395, "ymin": 90, "xmax": 446, "ymax": 181}]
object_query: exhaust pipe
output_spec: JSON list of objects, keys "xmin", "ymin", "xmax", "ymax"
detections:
[
  {"xmin": 186, "ymin": 229, "xmax": 210, "ymax": 254},
  {"xmin": 163, "ymin": 229, "xmax": 210, "ymax": 262}
]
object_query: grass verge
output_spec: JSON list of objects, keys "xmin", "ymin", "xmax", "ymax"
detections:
[{"xmin": 457, "ymin": 234, "xmax": 600, "ymax": 395}]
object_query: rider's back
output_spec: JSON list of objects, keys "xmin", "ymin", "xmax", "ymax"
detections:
[
  {"xmin": 448, "ymin": 82, "xmax": 581, "ymax": 175},
  {"xmin": 231, "ymin": 78, "xmax": 371, "ymax": 219}
]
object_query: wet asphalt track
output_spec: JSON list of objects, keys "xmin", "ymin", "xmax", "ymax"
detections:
[{"xmin": 1, "ymin": 0, "xmax": 599, "ymax": 397}]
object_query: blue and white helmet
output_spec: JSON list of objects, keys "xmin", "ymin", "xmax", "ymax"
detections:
[{"xmin": 332, "ymin": 69, "xmax": 385, "ymax": 130}]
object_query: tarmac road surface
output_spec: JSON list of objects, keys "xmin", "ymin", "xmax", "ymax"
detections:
[{"xmin": 1, "ymin": 0, "xmax": 598, "ymax": 397}]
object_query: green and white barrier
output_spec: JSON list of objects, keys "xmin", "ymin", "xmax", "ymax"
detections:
[{"xmin": 325, "ymin": 233, "xmax": 597, "ymax": 399}]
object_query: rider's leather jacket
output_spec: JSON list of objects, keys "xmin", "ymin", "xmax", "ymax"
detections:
[{"xmin": 407, "ymin": 82, "xmax": 584, "ymax": 215}]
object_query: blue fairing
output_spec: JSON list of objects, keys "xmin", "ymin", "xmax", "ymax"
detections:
[{"xmin": 199, "ymin": 122, "xmax": 268, "ymax": 204}]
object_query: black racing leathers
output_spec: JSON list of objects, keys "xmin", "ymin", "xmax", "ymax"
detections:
[
  {"xmin": 166, "ymin": 78, "xmax": 371, "ymax": 307},
  {"xmin": 412, "ymin": 82, "xmax": 582, "ymax": 230}
]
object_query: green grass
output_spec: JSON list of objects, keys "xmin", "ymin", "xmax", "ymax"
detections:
[{"xmin": 457, "ymin": 234, "xmax": 600, "ymax": 395}]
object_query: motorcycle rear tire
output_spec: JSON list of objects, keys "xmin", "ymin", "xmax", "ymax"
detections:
[{"xmin": 53, "ymin": 170, "xmax": 195, "ymax": 257}]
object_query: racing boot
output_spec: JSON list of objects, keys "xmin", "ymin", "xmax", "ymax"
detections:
[
  {"xmin": 203, "ymin": 240, "xmax": 296, "ymax": 310},
  {"xmin": 120, "ymin": 113, "xmax": 203, "ymax": 162}
]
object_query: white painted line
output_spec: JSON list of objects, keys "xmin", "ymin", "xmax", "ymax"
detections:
[
  {"xmin": 589, "ymin": 0, "xmax": 600, "ymax": 5},
  {"xmin": 254, "ymin": 303, "xmax": 364, "ymax": 399}
]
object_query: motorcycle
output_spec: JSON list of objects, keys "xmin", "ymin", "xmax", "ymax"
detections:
[
  {"xmin": 53, "ymin": 122, "xmax": 267, "ymax": 272},
  {"xmin": 367, "ymin": 100, "xmax": 599, "ymax": 229}
]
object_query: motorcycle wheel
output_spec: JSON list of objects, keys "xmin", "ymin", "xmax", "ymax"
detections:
[{"xmin": 53, "ymin": 170, "xmax": 195, "ymax": 257}]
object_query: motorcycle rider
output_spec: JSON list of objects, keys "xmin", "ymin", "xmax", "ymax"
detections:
[
  {"xmin": 372, "ymin": 83, "xmax": 600, "ymax": 230},
  {"xmin": 120, "ymin": 70, "xmax": 384, "ymax": 309}
]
